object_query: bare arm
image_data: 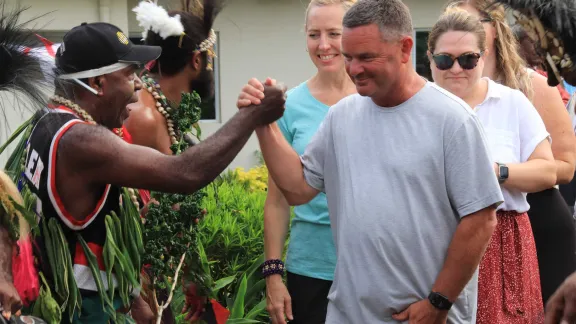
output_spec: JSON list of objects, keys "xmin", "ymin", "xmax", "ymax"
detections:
[
  {"xmin": 60, "ymin": 91, "xmax": 284, "ymax": 194},
  {"xmin": 499, "ymin": 139, "xmax": 557, "ymax": 192},
  {"xmin": 263, "ymin": 177, "xmax": 295, "ymax": 324},
  {"xmin": 531, "ymin": 74, "xmax": 576, "ymax": 184},
  {"xmin": 431, "ymin": 206, "xmax": 497, "ymax": 301},
  {"xmin": 256, "ymin": 124, "xmax": 319, "ymax": 206},
  {"xmin": 264, "ymin": 177, "xmax": 291, "ymax": 261}
]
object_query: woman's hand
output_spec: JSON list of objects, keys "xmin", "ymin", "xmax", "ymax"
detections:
[
  {"xmin": 265, "ymin": 275, "xmax": 293, "ymax": 324},
  {"xmin": 237, "ymin": 78, "xmax": 278, "ymax": 108}
]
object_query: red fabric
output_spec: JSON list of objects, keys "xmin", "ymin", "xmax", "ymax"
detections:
[
  {"xmin": 477, "ymin": 211, "xmax": 544, "ymax": 323},
  {"xmin": 35, "ymin": 34, "xmax": 55, "ymax": 57},
  {"xmin": 536, "ymin": 69, "xmax": 571, "ymax": 105},
  {"xmin": 119, "ymin": 125, "xmax": 133, "ymax": 144},
  {"xmin": 11, "ymin": 235, "xmax": 39, "ymax": 306},
  {"xmin": 211, "ymin": 299, "xmax": 230, "ymax": 324},
  {"xmin": 74, "ymin": 242, "xmax": 105, "ymax": 271},
  {"xmin": 144, "ymin": 60, "xmax": 156, "ymax": 72}
]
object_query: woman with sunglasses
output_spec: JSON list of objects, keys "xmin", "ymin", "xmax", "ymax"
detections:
[
  {"xmin": 447, "ymin": 0, "xmax": 576, "ymax": 306},
  {"xmin": 428, "ymin": 9, "xmax": 555, "ymax": 323}
]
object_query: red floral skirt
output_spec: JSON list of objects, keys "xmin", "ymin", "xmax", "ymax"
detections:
[{"xmin": 477, "ymin": 211, "xmax": 544, "ymax": 323}]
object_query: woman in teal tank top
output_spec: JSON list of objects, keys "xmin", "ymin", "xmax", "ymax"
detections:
[{"xmin": 260, "ymin": 1, "xmax": 357, "ymax": 323}]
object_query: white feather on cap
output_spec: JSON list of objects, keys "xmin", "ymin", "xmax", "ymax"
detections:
[{"xmin": 133, "ymin": 1, "xmax": 185, "ymax": 40}]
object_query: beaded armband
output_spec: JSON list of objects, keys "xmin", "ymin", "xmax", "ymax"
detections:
[{"xmin": 262, "ymin": 259, "xmax": 285, "ymax": 277}]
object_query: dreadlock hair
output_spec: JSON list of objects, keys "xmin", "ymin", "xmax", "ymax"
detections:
[
  {"xmin": 512, "ymin": 23, "xmax": 543, "ymax": 69},
  {"xmin": 512, "ymin": 23, "xmax": 528, "ymax": 41},
  {"xmin": 444, "ymin": 0, "xmax": 534, "ymax": 101},
  {"xmin": 0, "ymin": 1, "xmax": 53, "ymax": 118},
  {"xmin": 492, "ymin": 0, "xmax": 576, "ymax": 86},
  {"xmin": 144, "ymin": 0, "xmax": 224, "ymax": 76}
]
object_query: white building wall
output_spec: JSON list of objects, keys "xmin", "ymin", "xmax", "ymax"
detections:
[{"xmin": 18, "ymin": 0, "xmax": 129, "ymax": 33}]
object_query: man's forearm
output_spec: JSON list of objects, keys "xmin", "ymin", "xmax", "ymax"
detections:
[
  {"xmin": 0, "ymin": 227, "xmax": 13, "ymax": 282},
  {"xmin": 432, "ymin": 208, "xmax": 497, "ymax": 301},
  {"xmin": 256, "ymin": 124, "xmax": 313, "ymax": 204},
  {"xmin": 174, "ymin": 109, "xmax": 257, "ymax": 192}
]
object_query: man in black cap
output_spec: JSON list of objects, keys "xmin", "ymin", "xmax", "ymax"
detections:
[{"xmin": 0, "ymin": 21, "xmax": 285, "ymax": 323}]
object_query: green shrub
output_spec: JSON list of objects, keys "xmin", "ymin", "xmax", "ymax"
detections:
[
  {"xmin": 171, "ymin": 161, "xmax": 294, "ymax": 322},
  {"xmin": 199, "ymin": 170, "xmax": 267, "ymax": 292}
]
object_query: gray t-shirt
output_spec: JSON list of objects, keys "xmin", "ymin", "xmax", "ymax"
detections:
[{"xmin": 300, "ymin": 82, "xmax": 504, "ymax": 324}]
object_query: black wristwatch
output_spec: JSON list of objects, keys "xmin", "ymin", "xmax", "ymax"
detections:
[
  {"xmin": 496, "ymin": 162, "xmax": 509, "ymax": 184},
  {"xmin": 428, "ymin": 291, "xmax": 453, "ymax": 311}
]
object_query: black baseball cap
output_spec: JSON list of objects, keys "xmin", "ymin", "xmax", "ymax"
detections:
[{"xmin": 55, "ymin": 22, "xmax": 161, "ymax": 79}]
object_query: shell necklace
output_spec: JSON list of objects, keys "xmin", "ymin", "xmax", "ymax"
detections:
[{"xmin": 140, "ymin": 75, "xmax": 179, "ymax": 146}]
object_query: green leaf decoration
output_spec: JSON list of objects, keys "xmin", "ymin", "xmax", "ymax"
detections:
[{"xmin": 229, "ymin": 274, "xmax": 248, "ymax": 319}]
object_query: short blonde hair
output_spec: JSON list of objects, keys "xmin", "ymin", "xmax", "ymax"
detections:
[{"xmin": 305, "ymin": 0, "xmax": 357, "ymax": 27}]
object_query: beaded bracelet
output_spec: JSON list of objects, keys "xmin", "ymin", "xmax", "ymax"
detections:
[{"xmin": 261, "ymin": 259, "xmax": 285, "ymax": 277}]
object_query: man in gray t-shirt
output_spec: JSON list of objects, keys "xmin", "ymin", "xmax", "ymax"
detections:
[
  {"xmin": 245, "ymin": 0, "xmax": 503, "ymax": 323},
  {"xmin": 299, "ymin": 83, "xmax": 502, "ymax": 323}
]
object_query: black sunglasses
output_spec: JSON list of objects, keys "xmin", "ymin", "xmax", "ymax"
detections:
[{"xmin": 431, "ymin": 52, "xmax": 483, "ymax": 70}]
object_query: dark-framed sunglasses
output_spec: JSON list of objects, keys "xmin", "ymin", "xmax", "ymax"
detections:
[{"xmin": 431, "ymin": 52, "xmax": 483, "ymax": 70}]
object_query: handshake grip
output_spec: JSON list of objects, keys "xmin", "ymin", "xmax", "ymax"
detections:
[{"xmin": 250, "ymin": 85, "xmax": 287, "ymax": 126}]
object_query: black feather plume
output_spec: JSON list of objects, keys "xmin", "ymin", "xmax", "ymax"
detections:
[
  {"xmin": 491, "ymin": 0, "xmax": 576, "ymax": 86},
  {"xmin": 202, "ymin": 0, "xmax": 223, "ymax": 36},
  {"xmin": 0, "ymin": 1, "xmax": 54, "ymax": 121}
]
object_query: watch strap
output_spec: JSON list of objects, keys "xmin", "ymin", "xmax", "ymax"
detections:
[{"xmin": 428, "ymin": 291, "xmax": 453, "ymax": 310}]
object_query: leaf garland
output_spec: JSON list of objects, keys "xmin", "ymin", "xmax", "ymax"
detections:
[{"xmin": 140, "ymin": 75, "xmax": 209, "ymax": 296}]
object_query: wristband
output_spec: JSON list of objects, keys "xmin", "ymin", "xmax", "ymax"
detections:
[{"xmin": 261, "ymin": 259, "xmax": 285, "ymax": 277}]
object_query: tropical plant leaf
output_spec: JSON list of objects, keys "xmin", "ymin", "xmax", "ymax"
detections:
[
  {"xmin": 212, "ymin": 275, "xmax": 236, "ymax": 295},
  {"xmin": 0, "ymin": 116, "xmax": 32, "ymax": 156},
  {"xmin": 243, "ymin": 279, "xmax": 266, "ymax": 309},
  {"xmin": 226, "ymin": 319, "xmax": 263, "ymax": 324},
  {"xmin": 244, "ymin": 298, "xmax": 267, "ymax": 320},
  {"xmin": 229, "ymin": 273, "xmax": 248, "ymax": 319}
]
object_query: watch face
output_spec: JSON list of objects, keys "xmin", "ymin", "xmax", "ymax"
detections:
[{"xmin": 500, "ymin": 166, "xmax": 509, "ymax": 179}]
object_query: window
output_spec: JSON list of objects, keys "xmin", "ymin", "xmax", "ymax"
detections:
[
  {"xmin": 413, "ymin": 30, "xmax": 432, "ymax": 81},
  {"xmin": 129, "ymin": 32, "xmax": 220, "ymax": 122}
]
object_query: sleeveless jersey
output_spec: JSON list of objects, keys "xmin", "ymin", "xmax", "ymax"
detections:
[{"xmin": 23, "ymin": 106, "xmax": 121, "ymax": 295}]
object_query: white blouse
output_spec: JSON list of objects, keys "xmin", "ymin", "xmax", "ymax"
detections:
[{"xmin": 474, "ymin": 78, "xmax": 550, "ymax": 213}]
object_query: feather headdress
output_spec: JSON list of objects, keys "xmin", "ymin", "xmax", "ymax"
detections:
[
  {"xmin": 133, "ymin": 1, "xmax": 185, "ymax": 40},
  {"xmin": 491, "ymin": 0, "xmax": 576, "ymax": 86},
  {"xmin": 0, "ymin": 2, "xmax": 54, "ymax": 118}
]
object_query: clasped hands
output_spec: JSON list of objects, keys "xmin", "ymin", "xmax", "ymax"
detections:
[{"xmin": 236, "ymin": 78, "xmax": 287, "ymax": 125}]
